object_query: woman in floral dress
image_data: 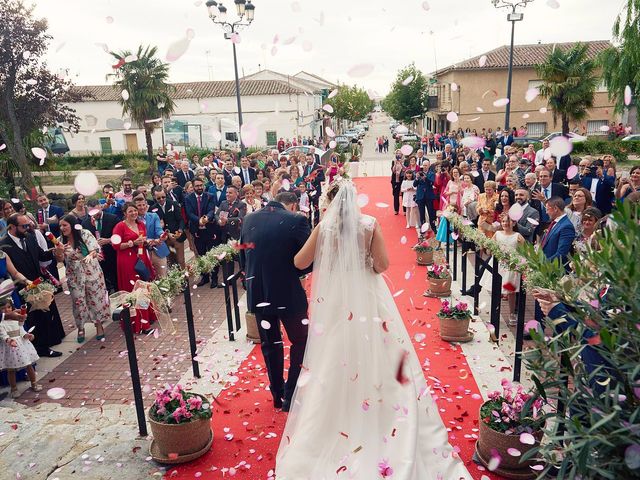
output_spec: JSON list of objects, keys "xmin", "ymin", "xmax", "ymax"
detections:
[{"xmin": 54, "ymin": 215, "xmax": 109, "ymax": 343}]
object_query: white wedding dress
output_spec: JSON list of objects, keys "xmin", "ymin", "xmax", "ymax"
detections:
[{"xmin": 276, "ymin": 181, "xmax": 471, "ymax": 480}]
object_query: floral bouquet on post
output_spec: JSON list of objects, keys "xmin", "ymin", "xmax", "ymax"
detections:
[{"xmin": 19, "ymin": 277, "xmax": 55, "ymax": 311}]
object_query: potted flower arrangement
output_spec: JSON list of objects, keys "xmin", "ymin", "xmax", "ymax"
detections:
[
  {"xmin": 476, "ymin": 379, "xmax": 545, "ymax": 478},
  {"xmin": 413, "ymin": 229, "xmax": 436, "ymax": 266},
  {"xmin": 436, "ymin": 299, "xmax": 473, "ymax": 342},
  {"xmin": 412, "ymin": 240, "xmax": 434, "ymax": 266},
  {"xmin": 148, "ymin": 384, "xmax": 213, "ymax": 463},
  {"xmin": 425, "ymin": 263, "xmax": 451, "ymax": 296}
]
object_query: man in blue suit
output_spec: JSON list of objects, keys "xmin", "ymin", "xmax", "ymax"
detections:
[
  {"xmin": 134, "ymin": 195, "xmax": 169, "ymax": 279},
  {"xmin": 207, "ymin": 172, "xmax": 228, "ymax": 208},
  {"xmin": 35, "ymin": 194, "xmax": 64, "ymax": 238},
  {"xmin": 580, "ymin": 159, "xmax": 615, "ymax": 215},
  {"xmin": 184, "ymin": 178, "xmax": 218, "ymax": 287},
  {"xmin": 413, "ymin": 160, "xmax": 437, "ymax": 232},
  {"xmin": 533, "ymin": 196, "xmax": 577, "ymax": 327}
]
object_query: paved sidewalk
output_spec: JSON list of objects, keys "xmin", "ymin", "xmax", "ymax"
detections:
[{"xmin": 16, "ymin": 286, "xmax": 229, "ymax": 409}]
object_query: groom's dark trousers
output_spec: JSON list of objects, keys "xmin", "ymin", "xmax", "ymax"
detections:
[
  {"xmin": 255, "ymin": 311, "xmax": 308, "ymax": 403},
  {"xmin": 240, "ymin": 200, "xmax": 311, "ymax": 406}
]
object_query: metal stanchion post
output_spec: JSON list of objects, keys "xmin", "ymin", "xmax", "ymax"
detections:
[
  {"xmin": 461, "ymin": 242, "xmax": 468, "ymax": 294},
  {"xmin": 113, "ymin": 306, "xmax": 148, "ymax": 437},
  {"xmin": 445, "ymin": 219, "xmax": 451, "ymax": 266},
  {"xmin": 453, "ymin": 234, "xmax": 458, "ymax": 282},
  {"xmin": 490, "ymin": 256, "xmax": 502, "ymax": 341},
  {"xmin": 513, "ymin": 276, "xmax": 526, "ymax": 382},
  {"xmin": 183, "ymin": 279, "xmax": 200, "ymax": 379},
  {"xmin": 473, "ymin": 244, "xmax": 480, "ymax": 316},
  {"xmin": 230, "ymin": 270, "xmax": 242, "ymax": 333},
  {"xmin": 222, "ymin": 261, "xmax": 235, "ymax": 341}
]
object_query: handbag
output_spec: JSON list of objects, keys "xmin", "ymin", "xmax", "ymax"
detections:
[{"xmin": 134, "ymin": 257, "xmax": 151, "ymax": 281}]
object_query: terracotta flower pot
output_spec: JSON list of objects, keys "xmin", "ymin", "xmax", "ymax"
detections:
[
  {"xmin": 245, "ymin": 312, "xmax": 261, "ymax": 344},
  {"xmin": 438, "ymin": 316, "xmax": 471, "ymax": 340},
  {"xmin": 148, "ymin": 414, "xmax": 212, "ymax": 458},
  {"xmin": 476, "ymin": 408, "xmax": 544, "ymax": 476},
  {"xmin": 416, "ymin": 249, "xmax": 434, "ymax": 266},
  {"xmin": 428, "ymin": 276, "xmax": 451, "ymax": 294}
]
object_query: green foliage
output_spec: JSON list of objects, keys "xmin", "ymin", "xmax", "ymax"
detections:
[
  {"xmin": 109, "ymin": 45, "xmax": 175, "ymax": 162},
  {"xmin": 522, "ymin": 202, "xmax": 640, "ymax": 478},
  {"xmin": 324, "ymin": 85, "xmax": 374, "ymax": 123},
  {"xmin": 536, "ymin": 44, "xmax": 599, "ymax": 135},
  {"xmin": 571, "ymin": 139, "xmax": 640, "ymax": 163},
  {"xmin": 382, "ymin": 64, "xmax": 428, "ymax": 124},
  {"xmin": 0, "ymin": 0, "xmax": 81, "ymax": 191},
  {"xmin": 599, "ymin": 0, "xmax": 640, "ymax": 122}
]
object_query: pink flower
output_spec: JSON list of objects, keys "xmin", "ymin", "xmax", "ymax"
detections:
[
  {"xmin": 187, "ymin": 396, "xmax": 203, "ymax": 411},
  {"xmin": 378, "ymin": 459, "xmax": 394, "ymax": 478}
]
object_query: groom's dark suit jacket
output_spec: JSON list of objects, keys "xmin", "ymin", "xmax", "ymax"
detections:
[{"xmin": 240, "ymin": 202, "xmax": 311, "ymax": 315}]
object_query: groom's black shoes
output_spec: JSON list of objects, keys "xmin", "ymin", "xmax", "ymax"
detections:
[
  {"xmin": 281, "ymin": 399, "xmax": 291, "ymax": 412},
  {"xmin": 273, "ymin": 397, "xmax": 283, "ymax": 409}
]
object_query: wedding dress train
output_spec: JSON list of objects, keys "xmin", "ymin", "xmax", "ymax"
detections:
[{"xmin": 275, "ymin": 181, "xmax": 471, "ymax": 480}]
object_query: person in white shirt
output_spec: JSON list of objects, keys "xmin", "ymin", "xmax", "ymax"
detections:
[{"xmin": 535, "ymin": 139, "xmax": 550, "ymax": 166}]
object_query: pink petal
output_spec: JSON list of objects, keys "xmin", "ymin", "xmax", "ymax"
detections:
[
  {"xmin": 520, "ymin": 432, "xmax": 536, "ymax": 445},
  {"xmin": 493, "ymin": 98, "xmax": 510, "ymax": 107},
  {"xmin": 446, "ymin": 111, "xmax": 459, "ymax": 122},
  {"xmin": 566, "ymin": 165, "xmax": 578, "ymax": 180}
]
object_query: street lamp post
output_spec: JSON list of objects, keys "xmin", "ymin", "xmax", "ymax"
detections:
[
  {"xmin": 205, "ymin": 0, "xmax": 256, "ymax": 159},
  {"xmin": 491, "ymin": 0, "xmax": 533, "ymax": 132}
]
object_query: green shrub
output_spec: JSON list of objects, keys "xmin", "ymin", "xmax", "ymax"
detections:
[{"xmin": 571, "ymin": 139, "xmax": 640, "ymax": 163}]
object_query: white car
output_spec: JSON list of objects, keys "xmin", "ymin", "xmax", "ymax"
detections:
[
  {"xmin": 280, "ymin": 146, "xmax": 329, "ymax": 163},
  {"xmin": 542, "ymin": 132, "xmax": 587, "ymax": 143},
  {"xmin": 622, "ymin": 134, "xmax": 640, "ymax": 141}
]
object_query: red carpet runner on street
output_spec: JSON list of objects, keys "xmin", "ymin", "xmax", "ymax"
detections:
[{"xmin": 169, "ymin": 177, "xmax": 499, "ymax": 479}]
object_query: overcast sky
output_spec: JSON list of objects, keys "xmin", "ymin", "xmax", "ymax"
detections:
[{"xmin": 34, "ymin": 0, "xmax": 623, "ymax": 96}]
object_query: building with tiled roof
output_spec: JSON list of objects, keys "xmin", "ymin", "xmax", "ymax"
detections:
[
  {"xmin": 424, "ymin": 40, "xmax": 616, "ymax": 136},
  {"xmin": 66, "ymin": 73, "xmax": 333, "ymax": 154}
]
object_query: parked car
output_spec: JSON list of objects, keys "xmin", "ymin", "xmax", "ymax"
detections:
[
  {"xmin": 511, "ymin": 136, "xmax": 543, "ymax": 146},
  {"xmin": 400, "ymin": 134, "xmax": 420, "ymax": 143},
  {"xmin": 622, "ymin": 134, "xmax": 640, "ymax": 141},
  {"xmin": 280, "ymin": 146, "xmax": 330, "ymax": 164},
  {"xmin": 358, "ymin": 121, "xmax": 369, "ymax": 131},
  {"xmin": 542, "ymin": 132, "xmax": 587, "ymax": 143},
  {"xmin": 333, "ymin": 136, "xmax": 351, "ymax": 148},
  {"xmin": 345, "ymin": 128, "xmax": 365, "ymax": 139}
]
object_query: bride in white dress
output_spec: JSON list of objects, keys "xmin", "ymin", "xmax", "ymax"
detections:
[{"xmin": 275, "ymin": 179, "xmax": 471, "ymax": 480}]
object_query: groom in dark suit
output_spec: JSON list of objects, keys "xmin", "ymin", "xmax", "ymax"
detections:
[{"xmin": 240, "ymin": 191, "xmax": 311, "ymax": 412}]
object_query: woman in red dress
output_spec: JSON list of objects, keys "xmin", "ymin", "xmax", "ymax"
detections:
[{"xmin": 112, "ymin": 202, "xmax": 156, "ymax": 334}]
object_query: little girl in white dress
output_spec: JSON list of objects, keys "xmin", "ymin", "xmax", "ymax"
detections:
[
  {"xmin": 0, "ymin": 299, "xmax": 42, "ymax": 398},
  {"xmin": 401, "ymin": 170, "xmax": 420, "ymax": 229}
]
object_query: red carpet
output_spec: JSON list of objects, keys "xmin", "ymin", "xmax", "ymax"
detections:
[{"xmin": 168, "ymin": 177, "xmax": 499, "ymax": 479}]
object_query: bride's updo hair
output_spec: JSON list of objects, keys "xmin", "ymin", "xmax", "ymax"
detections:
[{"xmin": 326, "ymin": 179, "xmax": 342, "ymax": 202}]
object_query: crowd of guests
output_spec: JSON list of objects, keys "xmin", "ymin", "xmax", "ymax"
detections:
[
  {"xmin": 0, "ymin": 145, "xmax": 329, "ymax": 387},
  {"xmin": 391, "ymin": 140, "xmax": 640, "ymax": 326}
]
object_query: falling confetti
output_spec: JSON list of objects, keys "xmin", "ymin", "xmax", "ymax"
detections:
[
  {"xmin": 525, "ymin": 87, "xmax": 539, "ymax": 103},
  {"xmin": 121, "ymin": 90, "xmax": 130, "ymax": 101},
  {"xmin": 402, "ymin": 75, "xmax": 415, "ymax": 86},
  {"xmin": 31, "ymin": 147, "xmax": 47, "ymax": 161},
  {"xmin": 357, "ymin": 193, "xmax": 369, "ymax": 208},
  {"xmin": 421, "ymin": 1, "xmax": 430, "ymax": 10},
  {"xmin": 47, "ymin": 388, "xmax": 66, "ymax": 400},
  {"xmin": 549, "ymin": 135, "xmax": 572, "ymax": 157},
  {"xmin": 400, "ymin": 144, "xmax": 413, "ymax": 156},
  {"xmin": 260, "ymin": 320, "xmax": 271, "ymax": 330},
  {"xmin": 328, "ymin": 89, "xmax": 338, "ymax": 99},
  {"xmin": 546, "ymin": 0, "xmax": 560, "ymax": 8},
  {"xmin": 625, "ymin": 85, "xmax": 632, "ymax": 106},
  {"xmin": 451, "ymin": 82, "xmax": 458, "ymax": 91},
  {"xmin": 478, "ymin": 55, "xmax": 488, "ymax": 67},
  {"xmin": 508, "ymin": 203, "xmax": 523, "ymax": 221},
  {"xmin": 166, "ymin": 36, "xmax": 191, "ymax": 62},
  {"xmin": 110, "ymin": 234, "xmax": 122, "ymax": 245},
  {"xmin": 566, "ymin": 165, "xmax": 578, "ymax": 180},
  {"xmin": 74, "ymin": 172, "xmax": 99, "ymax": 196},
  {"xmin": 446, "ymin": 111, "xmax": 459, "ymax": 123},
  {"xmin": 322, "ymin": 104, "xmax": 334, "ymax": 114},
  {"xmin": 539, "ymin": 107, "xmax": 548, "ymax": 114},
  {"xmin": 493, "ymin": 98, "xmax": 509, "ymax": 107},
  {"xmin": 347, "ymin": 63, "xmax": 375, "ymax": 78},
  {"xmin": 326, "ymin": 127, "xmax": 336, "ymax": 138},
  {"xmin": 106, "ymin": 16, "xmax": 114, "ymax": 23}
]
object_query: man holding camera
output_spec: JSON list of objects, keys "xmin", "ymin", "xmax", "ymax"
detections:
[{"xmin": 413, "ymin": 160, "xmax": 437, "ymax": 233}]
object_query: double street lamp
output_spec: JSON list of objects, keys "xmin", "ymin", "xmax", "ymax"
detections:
[
  {"xmin": 491, "ymin": 0, "xmax": 534, "ymax": 132},
  {"xmin": 205, "ymin": 0, "xmax": 256, "ymax": 158}
]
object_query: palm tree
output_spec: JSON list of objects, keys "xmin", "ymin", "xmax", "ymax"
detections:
[
  {"xmin": 599, "ymin": 0, "xmax": 639, "ymax": 126},
  {"xmin": 108, "ymin": 45, "xmax": 175, "ymax": 166},
  {"xmin": 535, "ymin": 43, "xmax": 599, "ymax": 135}
]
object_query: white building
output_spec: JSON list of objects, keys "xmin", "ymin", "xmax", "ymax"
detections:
[{"xmin": 66, "ymin": 70, "xmax": 337, "ymax": 155}]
